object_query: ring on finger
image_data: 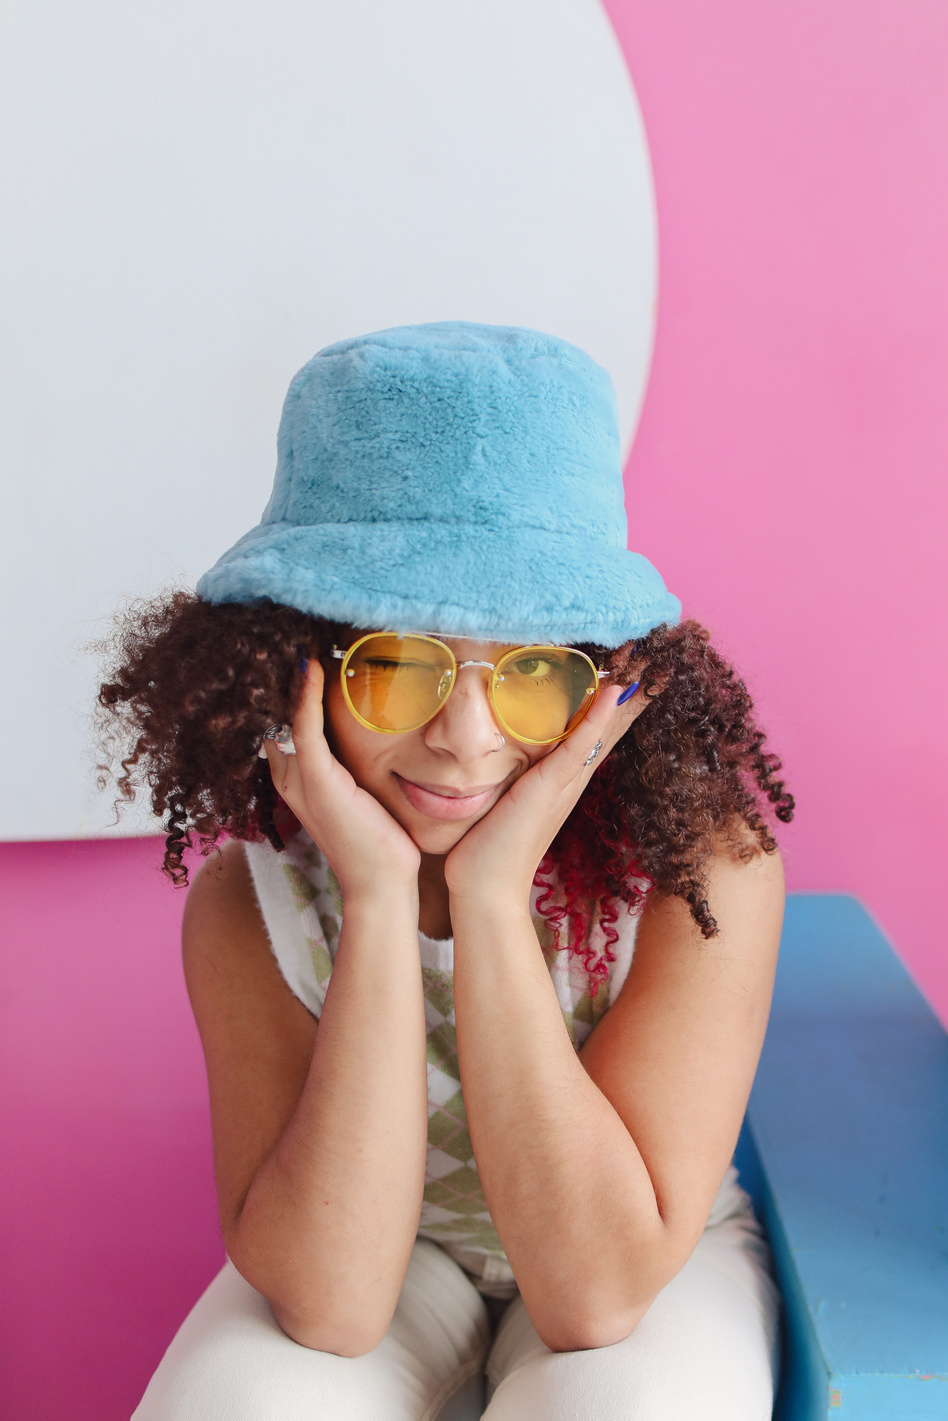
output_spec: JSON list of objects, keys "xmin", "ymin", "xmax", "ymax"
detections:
[
  {"xmin": 258, "ymin": 723, "xmax": 297, "ymax": 758},
  {"xmin": 583, "ymin": 739, "xmax": 604, "ymax": 767}
]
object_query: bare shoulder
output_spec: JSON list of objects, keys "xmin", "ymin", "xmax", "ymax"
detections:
[
  {"xmin": 701, "ymin": 829, "xmax": 785, "ymax": 954},
  {"xmin": 182, "ymin": 839, "xmax": 318, "ymax": 1230},
  {"xmin": 182, "ymin": 838, "xmax": 267, "ymax": 985},
  {"xmin": 182, "ymin": 837, "xmax": 315, "ymax": 1040},
  {"xmin": 703, "ymin": 817, "xmax": 786, "ymax": 896},
  {"xmin": 635, "ymin": 832, "xmax": 785, "ymax": 962}
]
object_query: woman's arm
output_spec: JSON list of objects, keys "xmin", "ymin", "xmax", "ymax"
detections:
[
  {"xmin": 445, "ymin": 679, "xmax": 784, "ymax": 1351},
  {"xmin": 183, "ymin": 842, "xmax": 428, "ymax": 1355},
  {"xmin": 183, "ymin": 661, "xmax": 431, "ymax": 1355},
  {"xmin": 451, "ymin": 839, "xmax": 783, "ymax": 1352}
]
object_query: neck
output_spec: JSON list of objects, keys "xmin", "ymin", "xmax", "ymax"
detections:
[{"xmin": 417, "ymin": 852, "xmax": 452, "ymax": 940}]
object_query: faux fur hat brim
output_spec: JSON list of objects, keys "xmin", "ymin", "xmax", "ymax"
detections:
[
  {"xmin": 198, "ymin": 322, "xmax": 681, "ymax": 645},
  {"xmin": 197, "ymin": 519, "xmax": 681, "ymax": 648}
]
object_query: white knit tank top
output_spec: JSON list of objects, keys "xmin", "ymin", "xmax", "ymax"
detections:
[{"xmin": 243, "ymin": 829, "xmax": 748, "ymax": 1297}]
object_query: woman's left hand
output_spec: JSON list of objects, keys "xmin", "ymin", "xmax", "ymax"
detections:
[{"xmin": 443, "ymin": 681, "xmax": 648, "ymax": 906}]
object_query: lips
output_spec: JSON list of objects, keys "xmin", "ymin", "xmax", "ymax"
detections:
[{"xmin": 393, "ymin": 773, "xmax": 503, "ymax": 821}]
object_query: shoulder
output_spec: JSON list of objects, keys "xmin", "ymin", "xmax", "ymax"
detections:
[
  {"xmin": 701, "ymin": 830, "xmax": 786, "ymax": 930},
  {"xmin": 638, "ymin": 831, "xmax": 784, "ymax": 940},
  {"xmin": 182, "ymin": 839, "xmax": 312, "ymax": 1028},
  {"xmin": 627, "ymin": 836, "xmax": 785, "ymax": 1021},
  {"xmin": 182, "ymin": 839, "xmax": 261, "ymax": 973}
]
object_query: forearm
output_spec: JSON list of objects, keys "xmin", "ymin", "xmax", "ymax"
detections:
[
  {"xmin": 451, "ymin": 896, "xmax": 669, "ymax": 1350},
  {"xmin": 230, "ymin": 891, "xmax": 428, "ymax": 1352}
]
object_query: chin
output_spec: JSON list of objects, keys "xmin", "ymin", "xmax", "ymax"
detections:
[{"xmin": 403, "ymin": 818, "xmax": 473, "ymax": 856}]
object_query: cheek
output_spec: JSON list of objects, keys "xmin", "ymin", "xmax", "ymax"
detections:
[{"xmin": 324, "ymin": 681, "xmax": 409, "ymax": 795}]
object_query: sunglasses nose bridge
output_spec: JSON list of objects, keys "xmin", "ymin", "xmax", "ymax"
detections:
[
  {"xmin": 453, "ymin": 659, "xmax": 497, "ymax": 674},
  {"xmin": 421, "ymin": 657, "xmax": 508, "ymax": 757},
  {"xmin": 443, "ymin": 659, "xmax": 499, "ymax": 718},
  {"xmin": 449, "ymin": 659, "xmax": 504, "ymax": 720}
]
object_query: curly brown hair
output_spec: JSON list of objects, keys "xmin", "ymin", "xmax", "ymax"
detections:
[{"xmin": 96, "ymin": 593, "xmax": 793, "ymax": 955}]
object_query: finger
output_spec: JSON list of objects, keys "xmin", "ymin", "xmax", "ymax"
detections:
[
  {"xmin": 569, "ymin": 684, "xmax": 642, "ymax": 777},
  {"xmin": 584, "ymin": 683, "xmax": 636, "ymax": 743},
  {"xmin": 261, "ymin": 735, "xmax": 299, "ymax": 801},
  {"xmin": 262, "ymin": 733, "xmax": 304, "ymax": 778},
  {"xmin": 510, "ymin": 683, "xmax": 641, "ymax": 802},
  {"xmin": 259, "ymin": 743, "xmax": 322, "ymax": 859},
  {"xmin": 531, "ymin": 697, "xmax": 619, "ymax": 790},
  {"xmin": 605, "ymin": 674, "xmax": 652, "ymax": 725},
  {"xmin": 290, "ymin": 659, "xmax": 330, "ymax": 761}
]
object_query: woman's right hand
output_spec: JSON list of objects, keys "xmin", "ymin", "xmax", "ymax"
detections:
[{"xmin": 262, "ymin": 660, "xmax": 421, "ymax": 899}]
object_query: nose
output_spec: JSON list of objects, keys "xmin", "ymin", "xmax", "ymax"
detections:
[{"xmin": 422, "ymin": 664, "xmax": 505, "ymax": 761}]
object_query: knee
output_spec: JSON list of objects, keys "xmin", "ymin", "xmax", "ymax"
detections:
[{"xmin": 133, "ymin": 1265, "xmax": 307, "ymax": 1419}]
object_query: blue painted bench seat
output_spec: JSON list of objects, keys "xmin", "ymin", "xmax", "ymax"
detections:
[{"xmin": 737, "ymin": 894, "xmax": 948, "ymax": 1420}]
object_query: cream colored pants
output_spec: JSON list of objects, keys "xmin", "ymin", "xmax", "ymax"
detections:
[{"xmin": 133, "ymin": 1208, "xmax": 779, "ymax": 1421}]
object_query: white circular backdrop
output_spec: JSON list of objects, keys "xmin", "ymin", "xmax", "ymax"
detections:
[{"xmin": 0, "ymin": 0, "xmax": 657, "ymax": 838}]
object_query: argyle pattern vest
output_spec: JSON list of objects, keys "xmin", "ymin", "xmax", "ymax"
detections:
[{"xmin": 244, "ymin": 830, "xmax": 639, "ymax": 1295}]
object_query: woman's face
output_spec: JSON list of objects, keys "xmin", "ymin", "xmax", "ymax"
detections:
[{"xmin": 323, "ymin": 636, "xmax": 558, "ymax": 855}]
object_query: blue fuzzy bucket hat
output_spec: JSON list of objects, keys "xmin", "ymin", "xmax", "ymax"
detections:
[{"xmin": 197, "ymin": 322, "xmax": 680, "ymax": 647}]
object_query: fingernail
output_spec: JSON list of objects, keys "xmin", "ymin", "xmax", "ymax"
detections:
[
  {"xmin": 298, "ymin": 657, "xmax": 309, "ymax": 675},
  {"xmin": 617, "ymin": 681, "xmax": 639, "ymax": 705}
]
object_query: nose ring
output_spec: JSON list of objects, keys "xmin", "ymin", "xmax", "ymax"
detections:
[{"xmin": 492, "ymin": 732, "xmax": 506, "ymax": 753}]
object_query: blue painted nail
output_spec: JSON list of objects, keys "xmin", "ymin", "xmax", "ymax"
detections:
[
  {"xmin": 617, "ymin": 681, "xmax": 639, "ymax": 705},
  {"xmin": 298, "ymin": 657, "xmax": 309, "ymax": 675}
]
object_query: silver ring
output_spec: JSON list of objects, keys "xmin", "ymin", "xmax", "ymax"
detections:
[
  {"xmin": 258, "ymin": 724, "xmax": 297, "ymax": 758},
  {"xmin": 492, "ymin": 732, "xmax": 506, "ymax": 752},
  {"xmin": 583, "ymin": 739, "xmax": 603, "ymax": 767}
]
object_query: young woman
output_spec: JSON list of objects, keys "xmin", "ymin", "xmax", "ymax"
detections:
[{"xmin": 100, "ymin": 322, "xmax": 792, "ymax": 1420}]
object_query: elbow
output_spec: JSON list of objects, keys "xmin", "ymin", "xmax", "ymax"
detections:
[
  {"xmin": 527, "ymin": 1226, "xmax": 695, "ymax": 1351},
  {"xmin": 528, "ymin": 1271, "xmax": 666, "ymax": 1353},
  {"xmin": 537, "ymin": 1303, "xmax": 649, "ymax": 1354},
  {"xmin": 225, "ymin": 1243, "xmax": 392, "ymax": 1357},
  {"xmin": 534, "ymin": 1230, "xmax": 694, "ymax": 1351},
  {"xmin": 271, "ymin": 1301, "xmax": 389, "ymax": 1357}
]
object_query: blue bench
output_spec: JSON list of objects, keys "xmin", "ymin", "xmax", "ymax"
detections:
[{"xmin": 736, "ymin": 894, "xmax": 948, "ymax": 1419}]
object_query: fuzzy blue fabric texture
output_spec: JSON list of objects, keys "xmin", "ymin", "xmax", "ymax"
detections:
[{"xmin": 197, "ymin": 322, "xmax": 680, "ymax": 647}]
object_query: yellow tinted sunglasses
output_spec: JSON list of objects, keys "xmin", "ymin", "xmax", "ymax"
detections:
[{"xmin": 332, "ymin": 633, "xmax": 608, "ymax": 746}]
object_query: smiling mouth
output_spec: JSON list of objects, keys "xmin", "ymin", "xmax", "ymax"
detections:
[
  {"xmin": 409, "ymin": 778, "xmax": 502, "ymax": 798},
  {"xmin": 393, "ymin": 773, "xmax": 505, "ymax": 821}
]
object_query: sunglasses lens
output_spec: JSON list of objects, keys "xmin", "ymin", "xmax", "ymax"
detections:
[
  {"xmin": 492, "ymin": 647, "xmax": 599, "ymax": 744},
  {"xmin": 343, "ymin": 635, "xmax": 455, "ymax": 732}
]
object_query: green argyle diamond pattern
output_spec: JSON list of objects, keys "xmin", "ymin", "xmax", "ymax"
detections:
[{"xmin": 419, "ymin": 964, "xmax": 509, "ymax": 1254}]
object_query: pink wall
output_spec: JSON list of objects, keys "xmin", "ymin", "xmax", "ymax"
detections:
[
  {"xmin": 605, "ymin": 0, "xmax": 948, "ymax": 1023},
  {"xmin": 0, "ymin": 839, "xmax": 221, "ymax": 1420}
]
